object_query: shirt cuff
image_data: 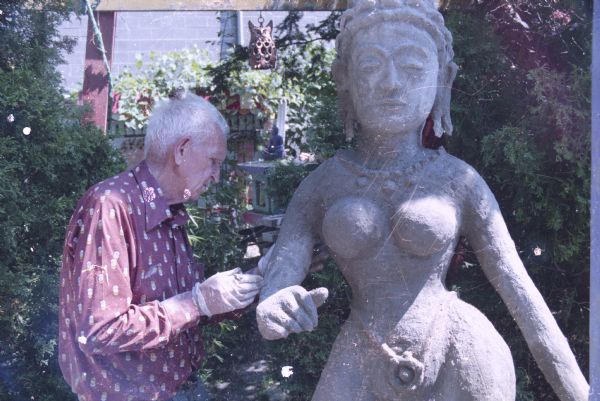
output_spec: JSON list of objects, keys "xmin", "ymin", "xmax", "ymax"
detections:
[{"xmin": 160, "ymin": 291, "xmax": 201, "ymax": 334}]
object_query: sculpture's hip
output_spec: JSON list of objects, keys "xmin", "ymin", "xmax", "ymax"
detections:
[{"xmin": 311, "ymin": 292, "xmax": 516, "ymax": 401}]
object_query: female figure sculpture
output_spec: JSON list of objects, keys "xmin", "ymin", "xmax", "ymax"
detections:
[{"xmin": 255, "ymin": 1, "xmax": 589, "ymax": 400}]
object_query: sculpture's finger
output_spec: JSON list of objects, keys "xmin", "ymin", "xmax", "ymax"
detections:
[
  {"xmin": 278, "ymin": 296, "xmax": 311, "ymax": 333},
  {"xmin": 258, "ymin": 320, "xmax": 290, "ymax": 340},
  {"xmin": 268, "ymin": 307, "xmax": 303, "ymax": 335},
  {"xmin": 297, "ymin": 290, "xmax": 318, "ymax": 328},
  {"xmin": 309, "ymin": 287, "xmax": 329, "ymax": 308},
  {"xmin": 294, "ymin": 309, "xmax": 316, "ymax": 332},
  {"xmin": 285, "ymin": 317, "xmax": 303, "ymax": 334}
]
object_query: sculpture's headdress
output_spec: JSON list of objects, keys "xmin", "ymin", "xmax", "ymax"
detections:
[{"xmin": 333, "ymin": 0, "xmax": 457, "ymax": 140}]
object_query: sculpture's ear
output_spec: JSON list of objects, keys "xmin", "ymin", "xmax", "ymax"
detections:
[
  {"xmin": 442, "ymin": 61, "xmax": 458, "ymax": 134},
  {"xmin": 446, "ymin": 61, "xmax": 458, "ymax": 85},
  {"xmin": 266, "ymin": 20, "xmax": 273, "ymax": 33},
  {"xmin": 248, "ymin": 20, "xmax": 255, "ymax": 31},
  {"xmin": 432, "ymin": 60, "xmax": 458, "ymax": 137},
  {"xmin": 331, "ymin": 59, "xmax": 349, "ymax": 93}
]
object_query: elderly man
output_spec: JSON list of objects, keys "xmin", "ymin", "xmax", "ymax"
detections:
[{"xmin": 58, "ymin": 93, "xmax": 262, "ymax": 401}]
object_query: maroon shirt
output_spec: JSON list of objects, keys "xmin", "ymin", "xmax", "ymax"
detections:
[{"xmin": 58, "ymin": 161, "xmax": 206, "ymax": 401}]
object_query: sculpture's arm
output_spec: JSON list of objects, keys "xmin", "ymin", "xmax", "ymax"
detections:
[
  {"xmin": 259, "ymin": 167, "xmax": 323, "ymax": 300},
  {"xmin": 462, "ymin": 167, "xmax": 588, "ymax": 401},
  {"xmin": 256, "ymin": 166, "xmax": 329, "ymax": 340}
]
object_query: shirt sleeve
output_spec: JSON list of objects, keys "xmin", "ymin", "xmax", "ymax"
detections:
[{"xmin": 67, "ymin": 192, "xmax": 200, "ymax": 356}]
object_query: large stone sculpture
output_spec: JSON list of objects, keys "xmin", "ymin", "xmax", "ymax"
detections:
[{"xmin": 255, "ymin": 1, "xmax": 589, "ymax": 400}]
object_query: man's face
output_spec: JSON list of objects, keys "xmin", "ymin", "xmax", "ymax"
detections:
[{"xmin": 180, "ymin": 131, "xmax": 227, "ymax": 202}]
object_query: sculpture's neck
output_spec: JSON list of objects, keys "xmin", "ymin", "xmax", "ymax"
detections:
[{"xmin": 355, "ymin": 127, "xmax": 423, "ymax": 169}]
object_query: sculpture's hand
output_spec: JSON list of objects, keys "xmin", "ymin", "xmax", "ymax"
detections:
[{"xmin": 256, "ymin": 285, "xmax": 328, "ymax": 340}]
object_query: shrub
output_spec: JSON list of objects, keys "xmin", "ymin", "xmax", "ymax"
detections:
[{"xmin": 0, "ymin": 2, "xmax": 124, "ymax": 399}]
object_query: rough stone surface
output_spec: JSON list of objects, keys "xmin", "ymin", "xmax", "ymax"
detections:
[{"xmin": 256, "ymin": 1, "xmax": 589, "ymax": 400}]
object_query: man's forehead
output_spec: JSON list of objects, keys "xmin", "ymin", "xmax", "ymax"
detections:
[{"xmin": 202, "ymin": 132, "xmax": 227, "ymax": 155}]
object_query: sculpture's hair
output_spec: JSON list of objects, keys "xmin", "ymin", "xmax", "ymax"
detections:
[
  {"xmin": 144, "ymin": 92, "xmax": 229, "ymax": 162},
  {"xmin": 332, "ymin": 0, "xmax": 458, "ymax": 140}
]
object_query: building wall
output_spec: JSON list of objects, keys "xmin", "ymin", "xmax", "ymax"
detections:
[{"xmin": 56, "ymin": 11, "xmax": 332, "ymax": 92}]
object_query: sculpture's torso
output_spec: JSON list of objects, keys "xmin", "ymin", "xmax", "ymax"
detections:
[
  {"xmin": 306, "ymin": 149, "xmax": 515, "ymax": 401},
  {"xmin": 317, "ymin": 149, "xmax": 460, "ymax": 330}
]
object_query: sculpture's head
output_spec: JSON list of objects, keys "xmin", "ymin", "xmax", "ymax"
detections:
[{"xmin": 332, "ymin": 0, "xmax": 457, "ymax": 141}]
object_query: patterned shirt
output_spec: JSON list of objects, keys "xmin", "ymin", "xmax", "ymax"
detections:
[{"xmin": 58, "ymin": 161, "xmax": 206, "ymax": 401}]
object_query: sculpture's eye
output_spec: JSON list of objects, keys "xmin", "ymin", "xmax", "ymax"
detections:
[
  {"xmin": 394, "ymin": 53, "xmax": 426, "ymax": 71},
  {"xmin": 357, "ymin": 55, "xmax": 382, "ymax": 72},
  {"xmin": 401, "ymin": 62, "xmax": 425, "ymax": 71}
]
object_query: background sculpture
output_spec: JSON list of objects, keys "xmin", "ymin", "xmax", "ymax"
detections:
[{"xmin": 256, "ymin": 0, "xmax": 589, "ymax": 400}]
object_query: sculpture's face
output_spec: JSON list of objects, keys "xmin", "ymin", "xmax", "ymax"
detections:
[{"xmin": 348, "ymin": 22, "xmax": 439, "ymax": 136}]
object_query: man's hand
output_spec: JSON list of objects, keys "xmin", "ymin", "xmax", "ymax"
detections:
[
  {"xmin": 256, "ymin": 285, "xmax": 328, "ymax": 340},
  {"xmin": 192, "ymin": 268, "xmax": 263, "ymax": 317}
]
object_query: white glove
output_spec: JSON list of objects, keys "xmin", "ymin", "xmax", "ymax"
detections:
[
  {"xmin": 256, "ymin": 285, "xmax": 328, "ymax": 340},
  {"xmin": 192, "ymin": 268, "xmax": 263, "ymax": 317}
]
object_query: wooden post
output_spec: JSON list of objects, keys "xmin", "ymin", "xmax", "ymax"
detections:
[{"xmin": 81, "ymin": 11, "xmax": 116, "ymax": 133}]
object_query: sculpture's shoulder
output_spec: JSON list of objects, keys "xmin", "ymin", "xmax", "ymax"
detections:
[
  {"xmin": 438, "ymin": 151, "xmax": 498, "ymax": 221},
  {"xmin": 438, "ymin": 152, "xmax": 486, "ymax": 187},
  {"xmin": 296, "ymin": 156, "xmax": 339, "ymax": 189},
  {"xmin": 286, "ymin": 158, "xmax": 336, "ymax": 208}
]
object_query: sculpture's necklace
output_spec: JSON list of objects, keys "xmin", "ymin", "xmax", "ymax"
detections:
[{"xmin": 336, "ymin": 148, "xmax": 444, "ymax": 196}]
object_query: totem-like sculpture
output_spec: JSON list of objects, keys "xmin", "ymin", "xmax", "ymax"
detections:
[{"xmin": 255, "ymin": 1, "xmax": 589, "ymax": 400}]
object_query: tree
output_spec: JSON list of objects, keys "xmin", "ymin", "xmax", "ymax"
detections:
[{"xmin": 0, "ymin": 2, "xmax": 124, "ymax": 399}]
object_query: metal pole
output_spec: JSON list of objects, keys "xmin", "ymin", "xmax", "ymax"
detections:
[
  {"xmin": 590, "ymin": 0, "xmax": 600, "ymax": 398},
  {"xmin": 237, "ymin": 10, "xmax": 245, "ymax": 45}
]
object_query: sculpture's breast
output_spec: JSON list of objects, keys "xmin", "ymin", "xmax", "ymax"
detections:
[
  {"xmin": 321, "ymin": 196, "xmax": 386, "ymax": 260},
  {"xmin": 321, "ymin": 195, "xmax": 458, "ymax": 259},
  {"xmin": 391, "ymin": 198, "xmax": 458, "ymax": 257}
]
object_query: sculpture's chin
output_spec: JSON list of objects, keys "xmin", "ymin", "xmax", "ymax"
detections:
[{"xmin": 358, "ymin": 113, "xmax": 427, "ymax": 137}]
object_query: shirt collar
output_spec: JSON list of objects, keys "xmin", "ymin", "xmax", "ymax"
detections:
[{"xmin": 131, "ymin": 160, "xmax": 190, "ymax": 231}]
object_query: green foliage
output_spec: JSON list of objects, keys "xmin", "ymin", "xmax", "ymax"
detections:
[
  {"xmin": 0, "ymin": 2, "xmax": 124, "ymax": 399},
  {"xmin": 445, "ymin": 4, "xmax": 590, "ymax": 399},
  {"xmin": 265, "ymin": 160, "xmax": 313, "ymax": 209},
  {"xmin": 114, "ymin": 46, "xmax": 286, "ymax": 128},
  {"xmin": 186, "ymin": 156, "xmax": 254, "ymax": 274},
  {"xmin": 114, "ymin": 47, "xmax": 216, "ymax": 129}
]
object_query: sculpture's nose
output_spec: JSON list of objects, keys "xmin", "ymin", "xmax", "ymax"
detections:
[{"xmin": 378, "ymin": 60, "xmax": 404, "ymax": 98}]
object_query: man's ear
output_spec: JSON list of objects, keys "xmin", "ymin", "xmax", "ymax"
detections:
[{"xmin": 172, "ymin": 136, "xmax": 192, "ymax": 166}]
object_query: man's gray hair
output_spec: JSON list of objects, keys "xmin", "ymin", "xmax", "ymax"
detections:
[{"xmin": 144, "ymin": 92, "xmax": 229, "ymax": 162}]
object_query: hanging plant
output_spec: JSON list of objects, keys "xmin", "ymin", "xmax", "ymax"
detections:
[{"xmin": 113, "ymin": 47, "xmax": 215, "ymax": 129}]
